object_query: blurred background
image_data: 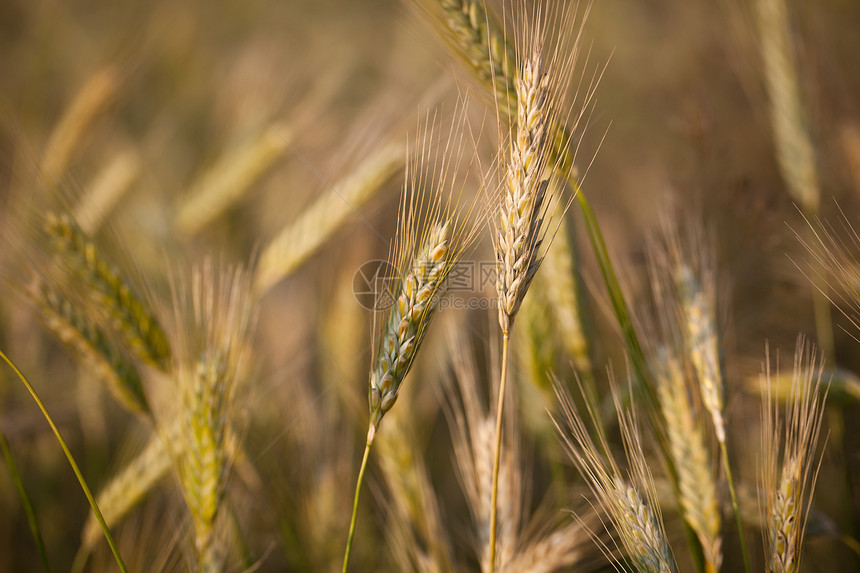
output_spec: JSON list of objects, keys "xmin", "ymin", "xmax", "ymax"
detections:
[{"xmin": 1, "ymin": 0, "xmax": 859, "ymax": 571}]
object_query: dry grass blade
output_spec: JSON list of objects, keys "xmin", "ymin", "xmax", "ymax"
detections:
[
  {"xmin": 44, "ymin": 211, "xmax": 171, "ymax": 370},
  {"xmin": 761, "ymin": 339, "xmax": 828, "ymax": 573}
]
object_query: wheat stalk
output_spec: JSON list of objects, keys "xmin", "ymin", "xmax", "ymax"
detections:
[{"xmin": 44, "ymin": 211, "xmax": 171, "ymax": 370}]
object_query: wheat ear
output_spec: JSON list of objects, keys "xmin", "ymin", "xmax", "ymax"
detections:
[
  {"xmin": 762, "ymin": 340, "xmax": 828, "ymax": 573},
  {"xmin": 426, "ymin": 0, "xmax": 517, "ymax": 116},
  {"xmin": 553, "ymin": 378, "xmax": 678, "ymax": 573},
  {"xmin": 44, "ymin": 212, "xmax": 171, "ymax": 370},
  {"xmin": 171, "ymin": 262, "xmax": 255, "ymax": 572},
  {"xmin": 254, "ymin": 139, "xmax": 404, "ymax": 296},
  {"xmin": 343, "ymin": 109, "xmax": 483, "ymax": 572},
  {"xmin": 655, "ymin": 352, "xmax": 722, "ymax": 570},
  {"xmin": 29, "ymin": 282, "xmax": 148, "ymax": 415},
  {"xmin": 175, "ymin": 122, "xmax": 291, "ymax": 235},
  {"xmin": 40, "ymin": 66, "xmax": 119, "ymax": 187}
]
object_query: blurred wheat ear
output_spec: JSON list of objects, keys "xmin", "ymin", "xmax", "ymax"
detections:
[
  {"xmin": 168, "ymin": 261, "xmax": 256, "ymax": 572},
  {"xmin": 44, "ymin": 211, "xmax": 171, "ymax": 370}
]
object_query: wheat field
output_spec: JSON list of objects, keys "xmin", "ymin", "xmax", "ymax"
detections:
[{"xmin": 0, "ymin": 0, "xmax": 859, "ymax": 571}]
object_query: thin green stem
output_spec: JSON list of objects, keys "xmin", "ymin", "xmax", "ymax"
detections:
[
  {"xmin": 0, "ymin": 428, "xmax": 52, "ymax": 572},
  {"xmin": 720, "ymin": 439, "xmax": 751, "ymax": 573},
  {"xmin": 342, "ymin": 430, "xmax": 373, "ymax": 573},
  {"xmin": 489, "ymin": 332, "xmax": 510, "ymax": 573},
  {"xmin": 0, "ymin": 349, "xmax": 127, "ymax": 573}
]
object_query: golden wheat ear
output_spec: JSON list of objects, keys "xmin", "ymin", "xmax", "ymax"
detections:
[
  {"xmin": 552, "ymin": 375, "xmax": 679, "ymax": 573},
  {"xmin": 342, "ymin": 104, "xmax": 488, "ymax": 572},
  {"xmin": 760, "ymin": 338, "xmax": 829, "ymax": 573}
]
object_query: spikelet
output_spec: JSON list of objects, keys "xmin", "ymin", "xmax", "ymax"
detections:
[
  {"xmin": 553, "ymin": 378, "xmax": 678, "ymax": 573},
  {"xmin": 170, "ymin": 261, "xmax": 255, "ymax": 571},
  {"xmin": 367, "ymin": 110, "xmax": 483, "ymax": 438},
  {"xmin": 43, "ymin": 211, "xmax": 171, "ymax": 370},
  {"xmin": 761, "ymin": 340, "xmax": 828, "ymax": 573}
]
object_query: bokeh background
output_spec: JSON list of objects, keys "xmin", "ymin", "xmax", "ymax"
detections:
[{"xmin": 1, "ymin": 0, "xmax": 860, "ymax": 571}]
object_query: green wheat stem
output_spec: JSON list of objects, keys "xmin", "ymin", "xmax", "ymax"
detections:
[
  {"xmin": 720, "ymin": 440, "xmax": 751, "ymax": 573},
  {"xmin": 0, "ymin": 428, "xmax": 52, "ymax": 573},
  {"xmin": 342, "ymin": 433, "xmax": 373, "ymax": 573},
  {"xmin": 489, "ymin": 332, "xmax": 510, "ymax": 573},
  {"xmin": 0, "ymin": 349, "xmax": 128, "ymax": 573}
]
